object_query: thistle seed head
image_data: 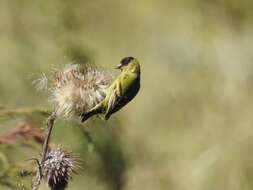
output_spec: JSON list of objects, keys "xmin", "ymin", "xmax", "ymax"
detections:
[
  {"xmin": 33, "ymin": 63, "xmax": 113, "ymax": 118},
  {"xmin": 51, "ymin": 64, "xmax": 113, "ymax": 118},
  {"xmin": 42, "ymin": 148, "xmax": 80, "ymax": 190},
  {"xmin": 32, "ymin": 63, "xmax": 114, "ymax": 118}
]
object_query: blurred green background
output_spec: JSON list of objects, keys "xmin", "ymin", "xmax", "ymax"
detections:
[{"xmin": 1, "ymin": 0, "xmax": 253, "ymax": 189}]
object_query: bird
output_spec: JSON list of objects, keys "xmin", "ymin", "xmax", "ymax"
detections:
[{"xmin": 81, "ymin": 56, "xmax": 141, "ymax": 122}]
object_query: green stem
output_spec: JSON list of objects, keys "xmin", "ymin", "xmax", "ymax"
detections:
[
  {"xmin": 41, "ymin": 115, "xmax": 56, "ymax": 163},
  {"xmin": 32, "ymin": 114, "xmax": 56, "ymax": 190}
]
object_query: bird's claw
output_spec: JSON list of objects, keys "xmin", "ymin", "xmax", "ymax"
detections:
[{"xmin": 80, "ymin": 112, "xmax": 88, "ymax": 122}]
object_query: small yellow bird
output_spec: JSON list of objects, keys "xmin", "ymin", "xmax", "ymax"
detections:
[{"xmin": 81, "ymin": 57, "xmax": 141, "ymax": 122}]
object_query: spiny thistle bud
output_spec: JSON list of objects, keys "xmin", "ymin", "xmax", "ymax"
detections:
[{"xmin": 42, "ymin": 148, "xmax": 80, "ymax": 190}]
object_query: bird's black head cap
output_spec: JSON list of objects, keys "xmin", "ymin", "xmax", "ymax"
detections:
[
  {"xmin": 116, "ymin": 57, "xmax": 134, "ymax": 69},
  {"xmin": 120, "ymin": 57, "xmax": 134, "ymax": 66}
]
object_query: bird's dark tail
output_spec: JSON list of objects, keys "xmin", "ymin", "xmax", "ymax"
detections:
[{"xmin": 81, "ymin": 105, "xmax": 103, "ymax": 122}]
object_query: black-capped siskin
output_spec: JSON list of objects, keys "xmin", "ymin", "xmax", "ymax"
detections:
[{"xmin": 81, "ymin": 57, "xmax": 141, "ymax": 122}]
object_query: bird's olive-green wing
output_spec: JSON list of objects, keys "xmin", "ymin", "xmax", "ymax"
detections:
[{"xmin": 105, "ymin": 72, "xmax": 138, "ymax": 115}]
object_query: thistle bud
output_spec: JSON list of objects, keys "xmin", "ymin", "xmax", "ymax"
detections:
[{"xmin": 42, "ymin": 148, "xmax": 80, "ymax": 190}]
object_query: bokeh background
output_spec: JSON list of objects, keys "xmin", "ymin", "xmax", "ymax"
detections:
[{"xmin": 1, "ymin": 0, "xmax": 253, "ymax": 189}]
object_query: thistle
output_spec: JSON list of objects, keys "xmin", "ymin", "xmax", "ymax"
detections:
[
  {"xmin": 51, "ymin": 64, "xmax": 113, "ymax": 118},
  {"xmin": 31, "ymin": 63, "xmax": 113, "ymax": 189},
  {"xmin": 32, "ymin": 63, "xmax": 114, "ymax": 118},
  {"xmin": 41, "ymin": 148, "xmax": 80, "ymax": 190}
]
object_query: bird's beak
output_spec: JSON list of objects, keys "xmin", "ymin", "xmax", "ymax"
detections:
[{"xmin": 115, "ymin": 63, "xmax": 123, "ymax": 69}]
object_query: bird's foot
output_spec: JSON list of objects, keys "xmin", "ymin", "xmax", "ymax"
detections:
[
  {"xmin": 104, "ymin": 114, "xmax": 111, "ymax": 120},
  {"xmin": 81, "ymin": 112, "xmax": 89, "ymax": 122}
]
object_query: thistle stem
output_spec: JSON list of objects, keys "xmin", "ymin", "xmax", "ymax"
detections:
[
  {"xmin": 32, "ymin": 113, "xmax": 56, "ymax": 190},
  {"xmin": 41, "ymin": 114, "xmax": 56, "ymax": 163}
]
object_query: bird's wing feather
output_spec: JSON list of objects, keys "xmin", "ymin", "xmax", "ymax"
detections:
[
  {"xmin": 105, "ymin": 72, "xmax": 137, "ymax": 116},
  {"xmin": 106, "ymin": 90, "xmax": 118, "ymax": 115},
  {"xmin": 105, "ymin": 75, "xmax": 123, "ymax": 114}
]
